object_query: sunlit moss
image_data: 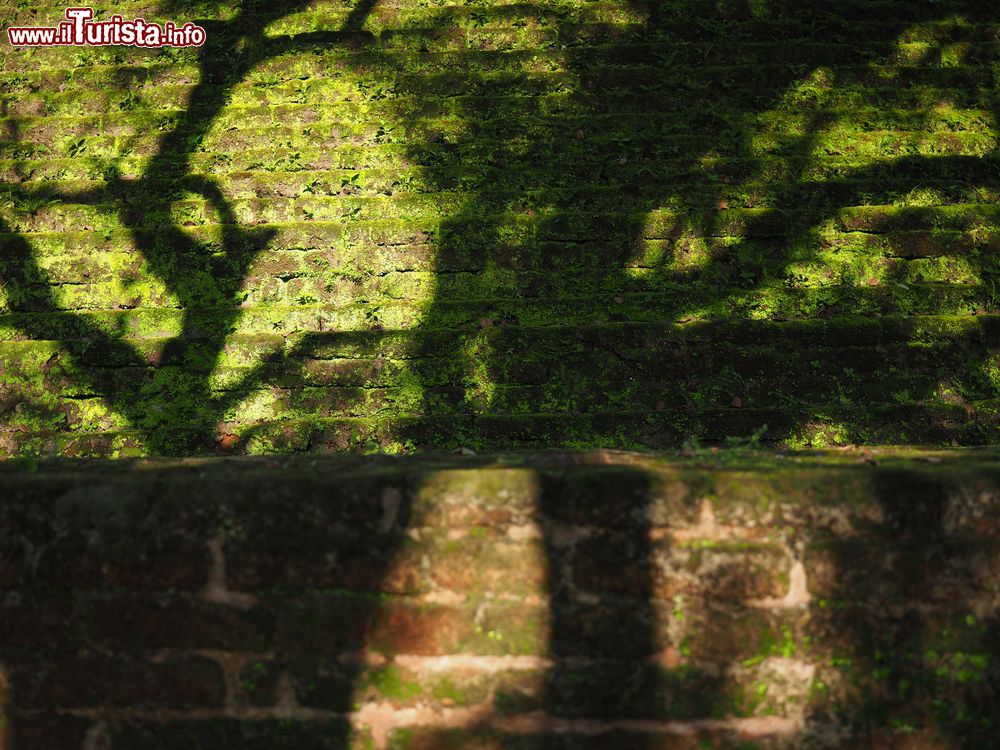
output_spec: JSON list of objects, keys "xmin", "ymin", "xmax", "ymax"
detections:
[{"xmin": 785, "ymin": 421, "xmax": 852, "ymax": 450}]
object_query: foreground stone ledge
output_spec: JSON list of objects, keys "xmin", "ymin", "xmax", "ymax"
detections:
[{"xmin": 1, "ymin": 448, "xmax": 999, "ymax": 749}]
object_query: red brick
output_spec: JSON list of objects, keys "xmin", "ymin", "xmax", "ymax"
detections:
[
  {"xmin": 91, "ymin": 595, "xmax": 272, "ymax": 650},
  {"xmin": 39, "ymin": 542, "xmax": 209, "ymax": 591},
  {"xmin": 0, "ymin": 595, "xmax": 83, "ymax": 652},
  {"xmin": 5, "ymin": 714, "xmax": 91, "ymax": 750},
  {"xmin": 227, "ymin": 539, "xmax": 421, "ymax": 594},
  {"xmin": 10, "ymin": 655, "xmax": 224, "ymax": 709},
  {"xmin": 107, "ymin": 718, "xmax": 363, "ymax": 749}
]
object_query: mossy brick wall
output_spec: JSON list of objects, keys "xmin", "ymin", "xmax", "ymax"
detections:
[
  {"xmin": 1, "ymin": 0, "xmax": 1000, "ymax": 457},
  {"xmin": 1, "ymin": 451, "xmax": 1000, "ymax": 748}
]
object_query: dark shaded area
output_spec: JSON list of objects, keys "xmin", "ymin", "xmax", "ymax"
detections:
[
  {"xmin": 535, "ymin": 467, "xmax": 728, "ymax": 746},
  {"xmin": 4, "ymin": 455, "xmax": 1000, "ymax": 747},
  {"xmin": 390, "ymin": 0, "xmax": 1000, "ymax": 449},
  {"xmin": 809, "ymin": 467, "xmax": 1000, "ymax": 748},
  {"xmin": 0, "ymin": 461, "xmax": 415, "ymax": 749}
]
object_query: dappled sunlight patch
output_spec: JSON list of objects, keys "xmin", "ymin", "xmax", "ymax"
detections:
[
  {"xmin": 753, "ymin": 109, "xmax": 815, "ymax": 138},
  {"xmin": 460, "ymin": 332, "xmax": 500, "ymax": 416},
  {"xmin": 65, "ymin": 396, "xmax": 134, "ymax": 434},
  {"xmin": 784, "ymin": 421, "xmax": 852, "ymax": 450},
  {"xmin": 261, "ymin": 4, "xmax": 371, "ymax": 36},
  {"xmin": 152, "ymin": 0, "xmax": 239, "ymax": 22},
  {"xmin": 2, "ymin": 0, "xmax": 999, "ymax": 458},
  {"xmin": 980, "ymin": 355, "xmax": 1000, "ymax": 393},
  {"xmin": 103, "ymin": 256, "xmax": 182, "ymax": 310},
  {"xmin": 892, "ymin": 186, "xmax": 954, "ymax": 207},
  {"xmin": 220, "ymin": 388, "xmax": 284, "ymax": 424},
  {"xmin": 781, "ymin": 66, "xmax": 836, "ymax": 109},
  {"xmin": 931, "ymin": 379, "xmax": 976, "ymax": 411},
  {"xmin": 187, "ymin": 48, "xmax": 445, "ymax": 421},
  {"xmin": 876, "ymin": 16, "xmax": 988, "ymax": 95},
  {"xmin": 207, "ymin": 334, "xmax": 288, "ymax": 392}
]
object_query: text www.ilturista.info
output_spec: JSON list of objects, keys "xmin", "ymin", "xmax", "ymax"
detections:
[{"xmin": 7, "ymin": 7, "xmax": 206, "ymax": 47}]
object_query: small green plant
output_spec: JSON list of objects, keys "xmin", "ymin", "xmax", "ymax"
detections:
[
  {"xmin": 66, "ymin": 137, "xmax": 86, "ymax": 157},
  {"xmin": 118, "ymin": 88, "xmax": 142, "ymax": 112},
  {"xmin": 17, "ymin": 194, "xmax": 59, "ymax": 216},
  {"xmin": 681, "ymin": 434, "xmax": 702, "ymax": 452},
  {"xmin": 723, "ymin": 423, "xmax": 769, "ymax": 449}
]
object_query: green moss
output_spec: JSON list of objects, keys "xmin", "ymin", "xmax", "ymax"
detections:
[
  {"xmin": 365, "ymin": 666, "xmax": 423, "ymax": 702},
  {"xmin": 3, "ymin": 0, "xmax": 1000, "ymax": 458}
]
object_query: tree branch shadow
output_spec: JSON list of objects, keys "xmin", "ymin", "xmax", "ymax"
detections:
[{"xmin": 1, "ymin": 0, "xmax": 380, "ymax": 454}]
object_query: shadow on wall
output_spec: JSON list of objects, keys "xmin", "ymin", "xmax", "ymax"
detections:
[
  {"xmin": 2, "ymin": 0, "xmax": 1000, "ymax": 455},
  {"xmin": 217, "ymin": 0, "xmax": 1000, "ymax": 451},
  {"xmin": 0, "ymin": 0, "xmax": 367, "ymax": 455},
  {"xmin": 808, "ymin": 468, "xmax": 1000, "ymax": 747},
  {"xmin": 389, "ymin": 0, "xmax": 1000, "ymax": 450},
  {"xmin": 3, "ymin": 459, "xmax": 1000, "ymax": 747},
  {"xmin": 1, "ymin": 0, "xmax": 1000, "ymax": 746}
]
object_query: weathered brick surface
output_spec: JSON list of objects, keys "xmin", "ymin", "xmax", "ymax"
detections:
[
  {"xmin": 8, "ymin": 654, "xmax": 225, "ymax": 710},
  {"xmin": 385, "ymin": 728, "xmax": 795, "ymax": 750},
  {"xmin": 90, "ymin": 595, "xmax": 274, "ymax": 651},
  {"xmin": 0, "ymin": 453, "xmax": 998, "ymax": 748},
  {"xmin": 0, "ymin": 595, "xmax": 82, "ymax": 652},
  {"xmin": 107, "ymin": 719, "xmax": 364, "ymax": 749},
  {"xmin": 3, "ymin": 714, "xmax": 91, "ymax": 750}
]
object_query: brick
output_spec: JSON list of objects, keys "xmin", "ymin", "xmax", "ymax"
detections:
[
  {"xmin": 108, "ymin": 719, "xmax": 365, "ymax": 750},
  {"xmin": 426, "ymin": 536, "xmax": 547, "ymax": 597},
  {"xmin": 274, "ymin": 593, "xmax": 376, "ymax": 653},
  {"xmin": 0, "ymin": 484, "xmax": 213, "ymax": 592},
  {"xmin": 803, "ymin": 536, "xmax": 991, "ymax": 603},
  {"xmin": 235, "ymin": 659, "xmax": 284, "ymax": 707},
  {"xmin": 386, "ymin": 728, "xmax": 790, "ymax": 750},
  {"xmin": 90, "ymin": 595, "xmax": 273, "ymax": 650},
  {"xmin": 0, "ymin": 594, "xmax": 88, "ymax": 653},
  {"xmin": 412, "ymin": 470, "xmax": 540, "ymax": 525},
  {"xmin": 287, "ymin": 655, "xmax": 357, "ymax": 709},
  {"xmin": 4, "ymin": 714, "xmax": 91, "ymax": 750},
  {"xmin": 674, "ymin": 601, "xmax": 809, "ymax": 667},
  {"xmin": 568, "ymin": 532, "xmax": 656, "ymax": 599},
  {"xmin": 354, "ymin": 663, "xmax": 542, "ymax": 713},
  {"xmin": 665, "ymin": 541, "xmax": 791, "ymax": 600},
  {"xmin": 276, "ymin": 594, "xmax": 548, "ymax": 657},
  {"xmin": 10, "ymin": 655, "xmax": 224, "ymax": 710},
  {"xmin": 549, "ymin": 662, "xmax": 728, "ymax": 720},
  {"xmin": 547, "ymin": 599, "xmax": 657, "ymax": 660},
  {"xmin": 365, "ymin": 603, "xmax": 469, "ymax": 656},
  {"xmin": 226, "ymin": 531, "xmax": 421, "ymax": 594},
  {"xmin": 536, "ymin": 471, "xmax": 658, "ymax": 529},
  {"xmin": 36, "ymin": 540, "xmax": 210, "ymax": 591}
]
